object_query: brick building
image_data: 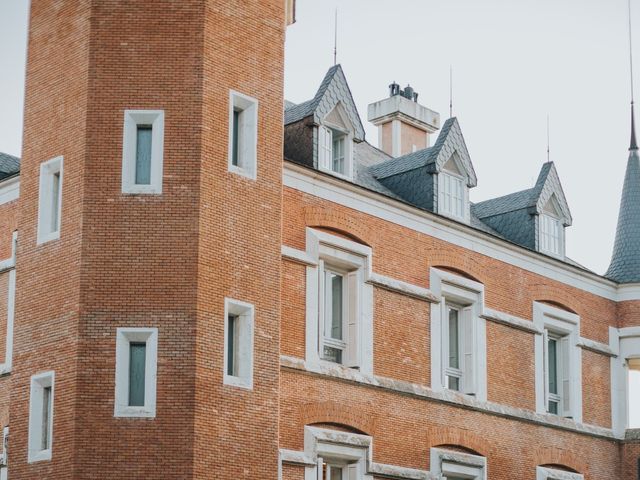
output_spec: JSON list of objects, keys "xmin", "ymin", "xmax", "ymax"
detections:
[{"xmin": 0, "ymin": 1, "xmax": 639, "ymax": 479}]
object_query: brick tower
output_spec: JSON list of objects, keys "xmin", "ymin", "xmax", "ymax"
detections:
[{"xmin": 9, "ymin": 1, "xmax": 288, "ymax": 478}]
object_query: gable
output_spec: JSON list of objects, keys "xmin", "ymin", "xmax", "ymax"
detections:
[
  {"xmin": 428, "ymin": 118, "xmax": 477, "ymax": 187},
  {"xmin": 531, "ymin": 162, "xmax": 572, "ymax": 226},
  {"xmin": 324, "ymin": 102, "xmax": 351, "ymax": 132},
  {"xmin": 542, "ymin": 195, "xmax": 562, "ymax": 217},
  {"xmin": 442, "ymin": 152, "xmax": 464, "ymax": 176}
]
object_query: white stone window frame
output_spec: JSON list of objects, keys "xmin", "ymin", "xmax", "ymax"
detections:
[
  {"xmin": 318, "ymin": 106, "xmax": 355, "ymax": 181},
  {"xmin": 37, "ymin": 156, "xmax": 63, "ymax": 245},
  {"xmin": 223, "ymin": 298, "xmax": 255, "ymax": 390},
  {"xmin": 430, "ymin": 268, "xmax": 487, "ymax": 400},
  {"xmin": 28, "ymin": 371, "xmax": 54, "ymax": 463},
  {"xmin": 0, "ymin": 232, "xmax": 17, "ymax": 375},
  {"xmin": 303, "ymin": 426, "xmax": 373, "ymax": 480},
  {"xmin": 121, "ymin": 109, "xmax": 164, "ymax": 194},
  {"xmin": 533, "ymin": 302, "xmax": 582, "ymax": 422},
  {"xmin": 114, "ymin": 327, "xmax": 158, "ymax": 418},
  {"xmin": 430, "ymin": 447, "xmax": 487, "ymax": 480},
  {"xmin": 228, "ymin": 90, "xmax": 259, "ymax": 180},
  {"xmin": 304, "ymin": 228, "xmax": 373, "ymax": 375},
  {"xmin": 610, "ymin": 326, "xmax": 640, "ymax": 435},
  {"xmin": 538, "ymin": 213, "xmax": 564, "ymax": 258},
  {"xmin": 0, "ymin": 426, "xmax": 8, "ymax": 473},
  {"xmin": 536, "ymin": 466, "xmax": 584, "ymax": 480}
]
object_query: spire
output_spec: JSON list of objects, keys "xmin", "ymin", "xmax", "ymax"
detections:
[{"xmin": 631, "ymin": 102, "xmax": 638, "ymax": 150}]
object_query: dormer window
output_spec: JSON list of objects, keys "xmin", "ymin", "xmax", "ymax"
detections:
[
  {"xmin": 318, "ymin": 104, "xmax": 353, "ymax": 178},
  {"xmin": 438, "ymin": 153, "xmax": 468, "ymax": 222},
  {"xmin": 538, "ymin": 196, "xmax": 565, "ymax": 257}
]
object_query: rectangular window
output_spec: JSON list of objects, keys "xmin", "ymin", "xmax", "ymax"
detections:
[
  {"xmin": 228, "ymin": 90, "xmax": 258, "ymax": 179},
  {"xmin": 318, "ymin": 126, "xmax": 352, "ymax": 178},
  {"xmin": 319, "ymin": 458, "xmax": 360, "ymax": 480},
  {"xmin": 28, "ymin": 371, "xmax": 54, "ymax": 463},
  {"xmin": 332, "ymin": 133, "xmax": 346, "ymax": 174},
  {"xmin": 37, "ymin": 156, "xmax": 63, "ymax": 244},
  {"xmin": 442, "ymin": 302, "xmax": 474, "ymax": 394},
  {"xmin": 439, "ymin": 172, "xmax": 464, "ymax": 220},
  {"xmin": 544, "ymin": 329, "xmax": 571, "ymax": 416},
  {"xmin": 114, "ymin": 328, "xmax": 158, "ymax": 418},
  {"xmin": 135, "ymin": 125, "xmax": 153, "ymax": 185},
  {"xmin": 122, "ymin": 110, "xmax": 164, "ymax": 194},
  {"xmin": 128, "ymin": 342, "xmax": 146, "ymax": 407},
  {"xmin": 0, "ymin": 426, "xmax": 7, "ymax": 477},
  {"xmin": 224, "ymin": 299, "xmax": 254, "ymax": 389},
  {"xmin": 540, "ymin": 214, "xmax": 562, "ymax": 256},
  {"xmin": 628, "ymin": 358, "xmax": 640, "ymax": 428}
]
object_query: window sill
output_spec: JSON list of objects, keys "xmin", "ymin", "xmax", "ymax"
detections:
[
  {"xmin": 228, "ymin": 164, "xmax": 257, "ymax": 181},
  {"xmin": 121, "ymin": 185, "xmax": 162, "ymax": 195},
  {"xmin": 28, "ymin": 448, "xmax": 52, "ymax": 464},
  {"xmin": 223, "ymin": 374, "xmax": 253, "ymax": 390},
  {"xmin": 114, "ymin": 405, "xmax": 156, "ymax": 418},
  {"xmin": 36, "ymin": 230, "xmax": 60, "ymax": 245},
  {"xmin": 318, "ymin": 166, "xmax": 352, "ymax": 182}
]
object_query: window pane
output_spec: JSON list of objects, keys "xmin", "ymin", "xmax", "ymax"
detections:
[
  {"xmin": 629, "ymin": 366, "xmax": 640, "ymax": 428},
  {"xmin": 448, "ymin": 308, "xmax": 459, "ymax": 369},
  {"xmin": 129, "ymin": 342, "xmax": 146, "ymax": 406},
  {"xmin": 227, "ymin": 315, "xmax": 237, "ymax": 376},
  {"xmin": 330, "ymin": 466, "xmax": 343, "ymax": 480},
  {"xmin": 330, "ymin": 273, "xmax": 343, "ymax": 340},
  {"xmin": 42, "ymin": 386, "xmax": 52, "ymax": 450},
  {"xmin": 447, "ymin": 375, "xmax": 460, "ymax": 391},
  {"xmin": 323, "ymin": 345, "xmax": 342, "ymax": 364},
  {"xmin": 548, "ymin": 400, "xmax": 559, "ymax": 415},
  {"xmin": 548, "ymin": 337, "xmax": 558, "ymax": 395},
  {"xmin": 51, "ymin": 172, "xmax": 60, "ymax": 232},
  {"xmin": 135, "ymin": 125, "xmax": 153, "ymax": 185},
  {"xmin": 332, "ymin": 135, "xmax": 345, "ymax": 174},
  {"xmin": 232, "ymin": 109, "xmax": 240, "ymax": 166}
]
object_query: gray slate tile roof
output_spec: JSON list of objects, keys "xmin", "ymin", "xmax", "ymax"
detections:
[
  {"xmin": 472, "ymin": 189, "xmax": 533, "ymax": 218},
  {"xmin": 606, "ymin": 148, "xmax": 640, "ymax": 283},
  {"xmin": 0, "ymin": 152, "xmax": 20, "ymax": 181}
]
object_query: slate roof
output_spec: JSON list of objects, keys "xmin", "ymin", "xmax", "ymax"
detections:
[
  {"xmin": 606, "ymin": 147, "xmax": 640, "ymax": 283},
  {"xmin": 0, "ymin": 152, "xmax": 20, "ymax": 181},
  {"xmin": 472, "ymin": 189, "xmax": 532, "ymax": 218}
]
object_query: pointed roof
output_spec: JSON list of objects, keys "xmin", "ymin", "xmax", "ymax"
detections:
[
  {"xmin": 370, "ymin": 117, "xmax": 477, "ymax": 187},
  {"xmin": 0, "ymin": 152, "xmax": 20, "ymax": 181},
  {"xmin": 284, "ymin": 64, "xmax": 365, "ymax": 141},
  {"xmin": 606, "ymin": 148, "xmax": 640, "ymax": 283}
]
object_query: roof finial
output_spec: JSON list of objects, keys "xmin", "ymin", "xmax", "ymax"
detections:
[
  {"xmin": 449, "ymin": 65, "xmax": 453, "ymax": 118},
  {"xmin": 546, "ymin": 114, "xmax": 551, "ymax": 162},
  {"xmin": 333, "ymin": 8, "xmax": 338, "ymax": 66},
  {"xmin": 629, "ymin": 0, "xmax": 638, "ymax": 150}
]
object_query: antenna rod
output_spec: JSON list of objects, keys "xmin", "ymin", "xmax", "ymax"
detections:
[
  {"xmin": 333, "ymin": 8, "xmax": 338, "ymax": 66},
  {"xmin": 546, "ymin": 115, "xmax": 550, "ymax": 163},
  {"xmin": 629, "ymin": 0, "xmax": 638, "ymax": 149},
  {"xmin": 449, "ymin": 65, "xmax": 453, "ymax": 118}
]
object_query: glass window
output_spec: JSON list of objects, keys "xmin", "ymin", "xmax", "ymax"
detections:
[
  {"xmin": 547, "ymin": 335, "xmax": 559, "ymax": 414},
  {"xmin": 323, "ymin": 269, "xmax": 346, "ymax": 364},
  {"xmin": 135, "ymin": 124, "xmax": 153, "ymax": 185},
  {"xmin": 445, "ymin": 304, "xmax": 464, "ymax": 392},
  {"xmin": 227, "ymin": 314, "xmax": 239, "ymax": 376},
  {"xmin": 128, "ymin": 342, "xmax": 146, "ymax": 407},
  {"xmin": 228, "ymin": 91, "xmax": 258, "ymax": 179},
  {"xmin": 37, "ymin": 156, "xmax": 63, "ymax": 244},
  {"xmin": 232, "ymin": 109, "xmax": 240, "ymax": 166},
  {"xmin": 51, "ymin": 172, "xmax": 61, "ymax": 232},
  {"xmin": 41, "ymin": 386, "xmax": 52, "ymax": 451},
  {"xmin": 440, "ymin": 173, "xmax": 464, "ymax": 219},
  {"xmin": 332, "ymin": 133, "xmax": 346, "ymax": 174},
  {"xmin": 540, "ymin": 214, "xmax": 562, "ymax": 256}
]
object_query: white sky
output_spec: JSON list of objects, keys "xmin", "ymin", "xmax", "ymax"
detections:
[{"xmin": 0, "ymin": 0, "xmax": 638, "ymax": 427}]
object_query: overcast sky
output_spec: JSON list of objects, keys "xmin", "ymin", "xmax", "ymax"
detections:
[
  {"xmin": 0, "ymin": 0, "xmax": 638, "ymax": 426},
  {"xmin": 0, "ymin": 0, "xmax": 638, "ymax": 275}
]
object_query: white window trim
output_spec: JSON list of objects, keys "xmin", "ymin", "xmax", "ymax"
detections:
[
  {"xmin": 538, "ymin": 213, "xmax": 564, "ymax": 258},
  {"xmin": 114, "ymin": 327, "xmax": 158, "ymax": 418},
  {"xmin": 304, "ymin": 228, "xmax": 373, "ymax": 375},
  {"xmin": 121, "ymin": 109, "xmax": 164, "ymax": 194},
  {"xmin": 223, "ymin": 298, "xmax": 255, "ymax": 390},
  {"xmin": 318, "ymin": 125, "xmax": 354, "ymax": 181},
  {"xmin": 536, "ymin": 466, "xmax": 583, "ymax": 480},
  {"xmin": 430, "ymin": 268, "xmax": 487, "ymax": 401},
  {"xmin": 429, "ymin": 447, "xmax": 487, "ymax": 480},
  {"xmin": 228, "ymin": 90, "xmax": 258, "ymax": 180},
  {"xmin": 0, "ymin": 426, "xmax": 8, "ymax": 469},
  {"xmin": 609, "ymin": 326, "xmax": 640, "ymax": 436},
  {"xmin": 533, "ymin": 302, "xmax": 582, "ymax": 422},
  {"xmin": 303, "ymin": 426, "xmax": 373, "ymax": 480},
  {"xmin": 37, "ymin": 156, "xmax": 63, "ymax": 244},
  {"xmin": 0, "ymin": 232, "xmax": 17, "ymax": 375},
  {"xmin": 438, "ymin": 170, "xmax": 468, "ymax": 223},
  {"xmin": 28, "ymin": 371, "xmax": 54, "ymax": 463}
]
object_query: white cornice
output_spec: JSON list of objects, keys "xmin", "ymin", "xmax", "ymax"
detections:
[
  {"xmin": 0, "ymin": 176, "xmax": 19, "ymax": 206},
  {"xmin": 283, "ymin": 163, "xmax": 632, "ymax": 301}
]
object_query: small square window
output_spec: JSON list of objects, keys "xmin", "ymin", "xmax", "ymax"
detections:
[
  {"xmin": 224, "ymin": 298, "xmax": 254, "ymax": 389},
  {"xmin": 122, "ymin": 110, "xmax": 164, "ymax": 194},
  {"xmin": 228, "ymin": 90, "xmax": 258, "ymax": 179},
  {"xmin": 114, "ymin": 328, "xmax": 158, "ymax": 418},
  {"xmin": 37, "ymin": 156, "xmax": 63, "ymax": 245},
  {"xmin": 28, "ymin": 371, "xmax": 54, "ymax": 463}
]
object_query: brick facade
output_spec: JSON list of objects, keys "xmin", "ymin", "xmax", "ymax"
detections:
[{"xmin": 0, "ymin": 1, "xmax": 638, "ymax": 479}]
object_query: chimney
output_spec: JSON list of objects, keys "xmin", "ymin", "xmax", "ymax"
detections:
[{"xmin": 367, "ymin": 82, "xmax": 440, "ymax": 157}]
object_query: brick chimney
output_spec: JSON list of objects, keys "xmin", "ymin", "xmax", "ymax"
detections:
[{"xmin": 367, "ymin": 82, "xmax": 440, "ymax": 157}]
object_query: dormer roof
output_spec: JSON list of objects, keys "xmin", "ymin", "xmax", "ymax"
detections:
[
  {"xmin": 284, "ymin": 64, "xmax": 365, "ymax": 141},
  {"xmin": 0, "ymin": 152, "xmax": 20, "ymax": 181}
]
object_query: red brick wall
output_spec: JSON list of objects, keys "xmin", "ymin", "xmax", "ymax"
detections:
[{"xmin": 0, "ymin": 200, "xmax": 17, "ymax": 260}]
